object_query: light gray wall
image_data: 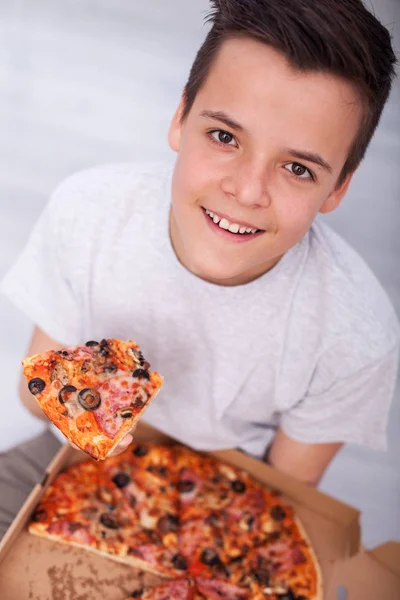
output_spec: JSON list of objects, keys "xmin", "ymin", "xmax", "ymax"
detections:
[{"xmin": 0, "ymin": 0, "xmax": 399, "ymax": 547}]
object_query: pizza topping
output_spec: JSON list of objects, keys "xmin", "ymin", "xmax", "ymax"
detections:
[
  {"xmin": 231, "ymin": 480, "xmax": 246, "ymax": 494},
  {"xmin": 133, "ymin": 444, "xmax": 149, "ymax": 457},
  {"xmin": 291, "ymin": 547, "xmax": 306, "ymax": 565},
  {"xmin": 271, "ymin": 506, "xmax": 286, "ymax": 521},
  {"xmin": 58, "ymin": 385, "xmax": 78, "ymax": 404},
  {"xmin": 50, "ymin": 363, "xmax": 69, "ymax": 385},
  {"xmin": 104, "ymin": 363, "xmax": 118, "ymax": 374},
  {"xmin": 239, "ymin": 512, "xmax": 255, "ymax": 531},
  {"xmin": 85, "ymin": 340, "xmax": 99, "ymax": 347},
  {"xmin": 172, "ymin": 553, "xmax": 188, "ymax": 570},
  {"xmin": 99, "ymin": 339, "xmax": 110, "ymax": 357},
  {"xmin": 112, "ymin": 472, "xmax": 131, "ymax": 489},
  {"xmin": 97, "ymin": 486, "xmax": 114, "ymax": 504},
  {"xmin": 81, "ymin": 359, "xmax": 91, "ymax": 373},
  {"xmin": 133, "ymin": 369, "xmax": 150, "ymax": 380},
  {"xmin": 128, "ymin": 347, "xmax": 144, "ymax": 365},
  {"xmin": 28, "ymin": 378, "xmax": 46, "ymax": 395},
  {"xmin": 78, "ymin": 388, "xmax": 101, "ymax": 411},
  {"xmin": 157, "ymin": 514, "xmax": 179, "ymax": 534},
  {"xmin": 129, "ymin": 590, "xmax": 143, "ymax": 598},
  {"xmin": 276, "ymin": 589, "xmax": 296, "ymax": 600},
  {"xmin": 118, "ymin": 407, "xmax": 134, "ymax": 419},
  {"xmin": 200, "ymin": 548, "xmax": 222, "ymax": 566},
  {"xmin": 100, "ymin": 512, "xmax": 120, "ymax": 529},
  {"xmin": 31, "ymin": 508, "xmax": 47, "ymax": 522},
  {"xmin": 252, "ymin": 569, "xmax": 271, "ymax": 585},
  {"xmin": 177, "ymin": 480, "xmax": 196, "ymax": 494}
]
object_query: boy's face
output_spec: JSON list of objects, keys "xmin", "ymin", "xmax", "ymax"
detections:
[{"xmin": 168, "ymin": 37, "xmax": 361, "ymax": 286}]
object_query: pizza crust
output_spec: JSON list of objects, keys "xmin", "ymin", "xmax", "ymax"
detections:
[{"xmin": 293, "ymin": 515, "xmax": 324, "ymax": 600}]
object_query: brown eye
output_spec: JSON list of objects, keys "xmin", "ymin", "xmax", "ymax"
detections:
[
  {"xmin": 211, "ymin": 130, "xmax": 236, "ymax": 146},
  {"xmin": 285, "ymin": 162, "xmax": 313, "ymax": 180}
]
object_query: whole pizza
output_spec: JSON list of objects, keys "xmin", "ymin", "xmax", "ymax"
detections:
[{"xmin": 29, "ymin": 443, "xmax": 322, "ymax": 599}]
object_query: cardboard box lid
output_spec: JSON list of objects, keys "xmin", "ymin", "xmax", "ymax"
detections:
[{"xmin": 326, "ymin": 542, "xmax": 400, "ymax": 600}]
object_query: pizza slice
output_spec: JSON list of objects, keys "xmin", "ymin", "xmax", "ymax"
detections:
[
  {"xmin": 23, "ymin": 338, "xmax": 163, "ymax": 459},
  {"xmin": 29, "ymin": 458, "xmax": 185, "ymax": 578},
  {"xmin": 103, "ymin": 443, "xmax": 181, "ymax": 554}
]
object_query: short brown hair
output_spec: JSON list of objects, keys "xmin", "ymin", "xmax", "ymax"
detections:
[{"xmin": 182, "ymin": 0, "xmax": 397, "ymax": 184}]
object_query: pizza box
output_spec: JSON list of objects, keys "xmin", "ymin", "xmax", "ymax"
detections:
[
  {"xmin": 326, "ymin": 541, "xmax": 400, "ymax": 599},
  {"xmin": 0, "ymin": 421, "xmax": 363, "ymax": 599}
]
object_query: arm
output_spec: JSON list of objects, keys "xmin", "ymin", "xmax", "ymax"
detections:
[
  {"xmin": 19, "ymin": 326, "xmax": 65, "ymax": 421},
  {"xmin": 266, "ymin": 427, "xmax": 342, "ymax": 487}
]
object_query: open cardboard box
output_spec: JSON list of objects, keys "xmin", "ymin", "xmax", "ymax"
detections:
[{"xmin": 0, "ymin": 422, "xmax": 398, "ymax": 599}]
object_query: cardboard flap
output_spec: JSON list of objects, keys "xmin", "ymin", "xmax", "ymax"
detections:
[
  {"xmin": 326, "ymin": 548, "xmax": 400, "ymax": 600},
  {"xmin": 370, "ymin": 542, "xmax": 400, "ymax": 577}
]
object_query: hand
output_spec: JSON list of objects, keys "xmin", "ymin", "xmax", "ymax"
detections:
[
  {"xmin": 108, "ymin": 428, "xmax": 136, "ymax": 457},
  {"xmin": 68, "ymin": 424, "xmax": 137, "ymax": 457}
]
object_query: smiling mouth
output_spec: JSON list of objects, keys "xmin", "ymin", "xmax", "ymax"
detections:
[{"xmin": 202, "ymin": 208, "xmax": 263, "ymax": 235}]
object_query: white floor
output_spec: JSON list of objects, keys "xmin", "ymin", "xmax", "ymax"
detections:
[{"xmin": 0, "ymin": 0, "xmax": 399, "ymax": 549}]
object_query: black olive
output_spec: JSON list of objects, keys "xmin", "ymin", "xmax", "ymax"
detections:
[
  {"xmin": 177, "ymin": 480, "xmax": 195, "ymax": 493},
  {"xmin": 112, "ymin": 472, "xmax": 131, "ymax": 488},
  {"xmin": 132, "ymin": 369, "xmax": 150, "ymax": 380},
  {"xmin": 100, "ymin": 513, "xmax": 119, "ymax": 529},
  {"xmin": 200, "ymin": 548, "xmax": 221, "ymax": 566},
  {"xmin": 271, "ymin": 505, "xmax": 286, "ymax": 521},
  {"xmin": 132, "ymin": 444, "xmax": 148, "ymax": 457},
  {"xmin": 56, "ymin": 350, "xmax": 69, "ymax": 357},
  {"xmin": 78, "ymin": 388, "xmax": 101, "ymax": 410},
  {"xmin": 58, "ymin": 385, "xmax": 77, "ymax": 404},
  {"xmin": 31, "ymin": 508, "xmax": 47, "ymax": 522},
  {"xmin": 28, "ymin": 378, "xmax": 46, "ymax": 395},
  {"xmin": 252, "ymin": 569, "xmax": 270, "ymax": 585},
  {"xmin": 130, "ymin": 590, "xmax": 143, "ymax": 598},
  {"xmin": 231, "ymin": 480, "xmax": 246, "ymax": 494},
  {"xmin": 157, "ymin": 514, "xmax": 179, "ymax": 534},
  {"xmin": 104, "ymin": 363, "xmax": 117, "ymax": 374},
  {"xmin": 99, "ymin": 339, "xmax": 110, "ymax": 356},
  {"xmin": 85, "ymin": 341, "xmax": 99, "ymax": 347},
  {"xmin": 119, "ymin": 407, "xmax": 133, "ymax": 419},
  {"xmin": 295, "ymin": 596, "xmax": 309, "ymax": 600},
  {"xmin": 229, "ymin": 555, "xmax": 244, "ymax": 564},
  {"xmin": 158, "ymin": 466, "xmax": 167, "ymax": 477},
  {"xmin": 172, "ymin": 553, "xmax": 188, "ymax": 571}
]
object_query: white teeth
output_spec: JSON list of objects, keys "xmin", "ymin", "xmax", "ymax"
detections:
[{"xmin": 204, "ymin": 208, "xmax": 259, "ymax": 235}]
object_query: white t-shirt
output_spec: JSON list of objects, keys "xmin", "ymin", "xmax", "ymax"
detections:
[{"xmin": 2, "ymin": 162, "xmax": 399, "ymax": 458}]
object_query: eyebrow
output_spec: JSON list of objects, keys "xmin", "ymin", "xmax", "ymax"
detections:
[
  {"xmin": 200, "ymin": 110, "xmax": 333, "ymax": 173},
  {"xmin": 200, "ymin": 110, "xmax": 246, "ymax": 133},
  {"xmin": 283, "ymin": 148, "xmax": 333, "ymax": 173}
]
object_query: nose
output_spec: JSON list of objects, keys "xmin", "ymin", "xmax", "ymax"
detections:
[{"xmin": 220, "ymin": 157, "xmax": 271, "ymax": 208}]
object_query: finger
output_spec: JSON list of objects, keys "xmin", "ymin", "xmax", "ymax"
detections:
[{"xmin": 109, "ymin": 434, "xmax": 134, "ymax": 457}]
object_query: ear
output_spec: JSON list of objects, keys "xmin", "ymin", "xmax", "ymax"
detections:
[
  {"xmin": 168, "ymin": 98, "xmax": 186, "ymax": 153},
  {"xmin": 319, "ymin": 172, "xmax": 354, "ymax": 214}
]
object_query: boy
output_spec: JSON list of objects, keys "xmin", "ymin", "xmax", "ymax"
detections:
[{"xmin": 2, "ymin": 0, "xmax": 399, "ymax": 490}]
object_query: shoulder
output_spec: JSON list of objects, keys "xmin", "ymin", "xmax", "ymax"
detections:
[
  {"xmin": 49, "ymin": 161, "xmax": 172, "ymax": 214},
  {"xmin": 303, "ymin": 219, "xmax": 399, "ymax": 360}
]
